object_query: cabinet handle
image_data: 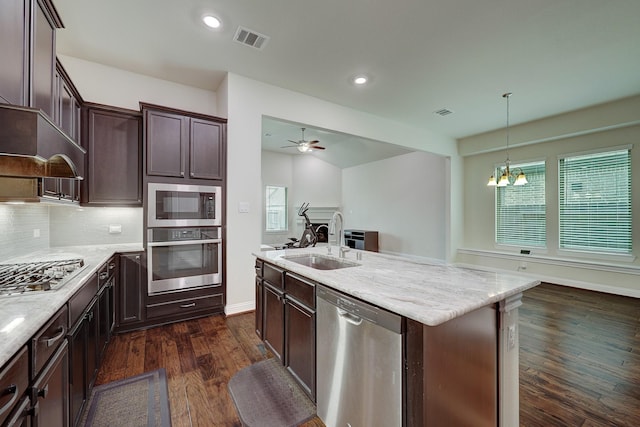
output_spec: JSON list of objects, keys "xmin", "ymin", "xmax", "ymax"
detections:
[
  {"xmin": 99, "ymin": 272, "xmax": 109, "ymax": 280},
  {"xmin": 37, "ymin": 385, "xmax": 48, "ymax": 399},
  {"xmin": 190, "ymin": 172, "xmax": 194, "ymax": 177},
  {"xmin": 42, "ymin": 326, "xmax": 66, "ymax": 348},
  {"xmin": 180, "ymin": 302, "xmax": 196, "ymax": 308},
  {"xmin": 0, "ymin": 384, "xmax": 19, "ymax": 416},
  {"xmin": 86, "ymin": 311, "xmax": 94, "ymax": 322},
  {"xmin": 108, "ymin": 262, "xmax": 116, "ymax": 270},
  {"xmin": 135, "ymin": 255, "xmax": 140, "ymax": 260}
]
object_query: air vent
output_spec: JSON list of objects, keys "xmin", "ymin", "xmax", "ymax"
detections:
[
  {"xmin": 234, "ymin": 26, "xmax": 270, "ymax": 50},
  {"xmin": 434, "ymin": 108, "xmax": 454, "ymax": 117}
]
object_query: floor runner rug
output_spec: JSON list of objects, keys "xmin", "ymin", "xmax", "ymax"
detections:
[
  {"xmin": 228, "ymin": 358, "xmax": 316, "ymax": 427},
  {"xmin": 80, "ymin": 368, "xmax": 171, "ymax": 427}
]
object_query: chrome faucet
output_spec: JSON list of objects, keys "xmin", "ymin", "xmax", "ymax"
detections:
[{"xmin": 329, "ymin": 211, "xmax": 350, "ymax": 258}]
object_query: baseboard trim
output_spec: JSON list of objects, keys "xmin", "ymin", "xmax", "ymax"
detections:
[{"xmin": 225, "ymin": 301, "xmax": 255, "ymax": 316}]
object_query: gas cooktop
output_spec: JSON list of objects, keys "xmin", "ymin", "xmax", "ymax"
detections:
[{"xmin": 0, "ymin": 258, "xmax": 85, "ymax": 296}]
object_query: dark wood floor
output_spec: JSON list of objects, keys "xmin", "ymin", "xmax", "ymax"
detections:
[{"xmin": 96, "ymin": 283, "xmax": 640, "ymax": 426}]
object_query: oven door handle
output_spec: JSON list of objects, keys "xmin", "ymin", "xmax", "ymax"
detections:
[{"xmin": 147, "ymin": 239, "xmax": 222, "ymax": 247}]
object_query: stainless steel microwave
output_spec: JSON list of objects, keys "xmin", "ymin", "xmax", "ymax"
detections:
[{"xmin": 147, "ymin": 183, "xmax": 222, "ymax": 227}]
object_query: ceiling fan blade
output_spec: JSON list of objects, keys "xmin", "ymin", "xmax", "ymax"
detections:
[
  {"xmin": 287, "ymin": 139, "xmax": 301, "ymax": 144},
  {"xmin": 308, "ymin": 140, "xmax": 320, "ymax": 145},
  {"xmin": 280, "ymin": 145, "xmax": 300, "ymax": 149},
  {"xmin": 312, "ymin": 146, "xmax": 326, "ymax": 150}
]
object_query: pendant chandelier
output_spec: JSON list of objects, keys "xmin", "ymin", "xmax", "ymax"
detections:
[{"xmin": 487, "ymin": 93, "xmax": 528, "ymax": 187}]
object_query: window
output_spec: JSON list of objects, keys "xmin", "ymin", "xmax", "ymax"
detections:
[
  {"xmin": 265, "ymin": 186, "xmax": 288, "ymax": 231},
  {"xmin": 496, "ymin": 161, "xmax": 546, "ymax": 247},
  {"xmin": 559, "ymin": 148, "xmax": 632, "ymax": 254}
]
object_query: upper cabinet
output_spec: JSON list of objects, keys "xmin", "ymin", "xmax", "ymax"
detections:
[
  {"xmin": 0, "ymin": 0, "xmax": 63, "ymax": 117},
  {"xmin": 81, "ymin": 104, "xmax": 142, "ymax": 206},
  {"xmin": 54, "ymin": 59, "xmax": 82, "ymax": 142},
  {"xmin": 142, "ymin": 103, "xmax": 226, "ymax": 182}
]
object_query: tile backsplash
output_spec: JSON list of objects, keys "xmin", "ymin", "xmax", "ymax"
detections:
[
  {"xmin": 0, "ymin": 204, "xmax": 50, "ymax": 261},
  {"xmin": 0, "ymin": 204, "xmax": 143, "ymax": 262}
]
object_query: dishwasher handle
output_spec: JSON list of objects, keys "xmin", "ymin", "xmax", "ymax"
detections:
[{"xmin": 337, "ymin": 308, "xmax": 363, "ymax": 326}]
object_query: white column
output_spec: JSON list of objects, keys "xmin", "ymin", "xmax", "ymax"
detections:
[{"xmin": 498, "ymin": 293, "xmax": 522, "ymax": 427}]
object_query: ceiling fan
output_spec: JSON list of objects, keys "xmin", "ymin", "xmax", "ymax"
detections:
[{"xmin": 281, "ymin": 127, "xmax": 326, "ymax": 152}]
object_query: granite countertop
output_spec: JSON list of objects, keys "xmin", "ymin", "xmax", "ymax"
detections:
[
  {"xmin": 254, "ymin": 247, "xmax": 540, "ymax": 327},
  {"xmin": 0, "ymin": 243, "xmax": 143, "ymax": 368}
]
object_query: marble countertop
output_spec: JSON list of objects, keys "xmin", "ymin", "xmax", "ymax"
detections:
[
  {"xmin": 0, "ymin": 243, "xmax": 143, "ymax": 368},
  {"xmin": 254, "ymin": 247, "xmax": 540, "ymax": 327}
]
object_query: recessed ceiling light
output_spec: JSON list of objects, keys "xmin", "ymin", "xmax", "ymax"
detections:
[
  {"xmin": 353, "ymin": 75, "xmax": 368, "ymax": 85},
  {"xmin": 203, "ymin": 15, "xmax": 222, "ymax": 29}
]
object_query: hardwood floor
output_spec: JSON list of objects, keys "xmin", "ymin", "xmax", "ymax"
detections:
[
  {"xmin": 96, "ymin": 283, "xmax": 640, "ymax": 426},
  {"xmin": 519, "ymin": 283, "xmax": 640, "ymax": 426}
]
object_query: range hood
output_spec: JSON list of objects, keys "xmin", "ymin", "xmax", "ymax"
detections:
[{"xmin": 0, "ymin": 104, "xmax": 86, "ymax": 179}]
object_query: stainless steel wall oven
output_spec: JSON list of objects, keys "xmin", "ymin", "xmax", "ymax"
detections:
[
  {"xmin": 147, "ymin": 183, "xmax": 221, "ymax": 227},
  {"xmin": 147, "ymin": 227, "xmax": 222, "ymax": 295}
]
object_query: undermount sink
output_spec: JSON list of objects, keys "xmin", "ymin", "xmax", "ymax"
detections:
[{"xmin": 282, "ymin": 254, "xmax": 360, "ymax": 270}]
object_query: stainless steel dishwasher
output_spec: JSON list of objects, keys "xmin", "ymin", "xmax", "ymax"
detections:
[{"xmin": 316, "ymin": 285, "xmax": 403, "ymax": 427}]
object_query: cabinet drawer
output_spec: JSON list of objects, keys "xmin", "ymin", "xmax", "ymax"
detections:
[
  {"xmin": 32, "ymin": 305, "xmax": 68, "ymax": 379},
  {"xmin": 0, "ymin": 346, "xmax": 28, "ymax": 426},
  {"xmin": 263, "ymin": 263, "xmax": 283, "ymax": 289},
  {"xmin": 146, "ymin": 293, "xmax": 223, "ymax": 319},
  {"xmin": 285, "ymin": 273, "xmax": 316, "ymax": 309},
  {"xmin": 69, "ymin": 273, "xmax": 98, "ymax": 326},
  {"xmin": 255, "ymin": 259, "xmax": 263, "ymax": 277}
]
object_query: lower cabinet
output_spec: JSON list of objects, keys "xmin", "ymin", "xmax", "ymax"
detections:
[
  {"xmin": 116, "ymin": 252, "xmax": 146, "ymax": 331},
  {"xmin": 31, "ymin": 340, "xmax": 69, "ymax": 427},
  {"xmin": 256, "ymin": 261, "xmax": 316, "ymax": 401},
  {"xmin": 284, "ymin": 296, "xmax": 315, "ymax": 399},
  {"xmin": 263, "ymin": 282, "xmax": 285, "ymax": 362},
  {"xmin": 68, "ymin": 315, "xmax": 87, "ymax": 427}
]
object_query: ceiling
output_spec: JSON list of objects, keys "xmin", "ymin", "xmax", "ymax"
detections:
[
  {"xmin": 261, "ymin": 118, "xmax": 414, "ymax": 168},
  {"xmin": 54, "ymin": 0, "xmax": 640, "ymax": 141}
]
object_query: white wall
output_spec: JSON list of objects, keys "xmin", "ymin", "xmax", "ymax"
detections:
[
  {"xmin": 58, "ymin": 55, "xmax": 219, "ymax": 115},
  {"xmin": 225, "ymin": 73, "xmax": 459, "ymax": 314},
  {"xmin": 458, "ymin": 95, "xmax": 640, "ymax": 297},
  {"xmin": 342, "ymin": 151, "xmax": 447, "ymax": 261}
]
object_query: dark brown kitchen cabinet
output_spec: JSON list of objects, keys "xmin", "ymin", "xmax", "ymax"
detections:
[
  {"xmin": 0, "ymin": 0, "xmax": 62, "ymax": 115},
  {"xmin": 82, "ymin": 104, "xmax": 142, "ymax": 206},
  {"xmin": 142, "ymin": 103, "xmax": 226, "ymax": 182},
  {"xmin": 284, "ymin": 273, "xmax": 316, "ymax": 400},
  {"xmin": 54, "ymin": 59, "xmax": 82, "ymax": 143},
  {"xmin": 263, "ymin": 282, "xmax": 285, "ymax": 362},
  {"xmin": 41, "ymin": 177, "xmax": 80, "ymax": 203},
  {"xmin": 0, "ymin": 0, "xmax": 29, "ymax": 106},
  {"xmin": 0, "ymin": 346, "xmax": 29, "ymax": 426},
  {"xmin": 255, "ymin": 261, "xmax": 317, "ymax": 401},
  {"xmin": 116, "ymin": 252, "xmax": 146, "ymax": 331},
  {"xmin": 31, "ymin": 340, "xmax": 69, "ymax": 427}
]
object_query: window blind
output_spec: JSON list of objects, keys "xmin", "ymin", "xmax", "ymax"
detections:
[
  {"xmin": 559, "ymin": 148, "xmax": 632, "ymax": 254},
  {"xmin": 496, "ymin": 161, "xmax": 546, "ymax": 247}
]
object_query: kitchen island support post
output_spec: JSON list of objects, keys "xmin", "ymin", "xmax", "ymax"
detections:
[{"xmin": 498, "ymin": 293, "xmax": 523, "ymax": 427}]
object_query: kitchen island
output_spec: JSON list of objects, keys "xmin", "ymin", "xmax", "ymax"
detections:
[{"xmin": 254, "ymin": 247, "xmax": 540, "ymax": 427}]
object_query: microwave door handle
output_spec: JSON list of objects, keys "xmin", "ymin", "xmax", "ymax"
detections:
[{"xmin": 147, "ymin": 239, "xmax": 222, "ymax": 247}]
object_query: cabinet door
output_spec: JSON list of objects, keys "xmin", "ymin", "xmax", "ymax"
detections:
[
  {"xmin": 0, "ymin": 0, "xmax": 28, "ymax": 105},
  {"xmin": 97, "ymin": 285, "xmax": 109, "ymax": 363},
  {"xmin": 263, "ymin": 283, "xmax": 285, "ymax": 362},
  {"xmin": 117, "ymin": 253, "xmax": 145, "ymax": 328},
  {"xmin": 85, "ymin": 107, "xmax": 142, "ymax": 206},
  {"xmin": 32, "ymin": 340, "xmax": 69, "ymax": 427},
  {"xmin": 146, "ymin": 110, "xmax": 187, "ymax": 177},
  {"xmin": 86, "ymin": 300, "xmax": 99, "ymax": 391},
  {"xmin": 255, "ymin": 277, "xmax": 263, "ymax": 339},
  {"xmin": 67, "ymin": 318, "xmax": 87, "ymax": 427},
  {"xmin": 189, "ymin": 118, "xmax": 224, "ymax": 180},
  {"xmin": 285, "ymin": 297, "xmax": 316, "ymax": 399},
  {"xmin": 31, "ymin": 0, "xmax": 55, "ymax": 118}
]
